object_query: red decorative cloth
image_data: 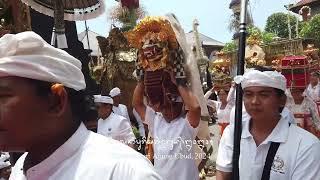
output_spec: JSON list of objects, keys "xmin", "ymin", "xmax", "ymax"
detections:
[{"xmin": 281, "ymin": 55, "xmax": 310, "ymax": 88}]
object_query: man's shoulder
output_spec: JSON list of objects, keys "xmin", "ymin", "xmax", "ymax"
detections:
[
  {"xmin": 84, "ymin": 132, "xmax": 144, "ymax": 160},
  {"xmin": 111, "ymin": 113, "xmax": 127, "ymax": 121},
  {"xmin": 83, "ymin": 132, "xmax": 160, "ymax": 177},
  {"xmin": 287, "ymin": 125, "xmax": 320, "ymax": 149},
  {"xmin": 119, "ymin": 104, "xmax": 128, "ymax": 109}
]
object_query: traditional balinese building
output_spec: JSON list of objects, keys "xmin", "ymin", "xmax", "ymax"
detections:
[
  {"xmin": 186, "ymin": 31, "xmax": 224, "ymax": 58},
  {"xmin": 290, "ymin": 0, "xmax": 320, "ymax": 18}
]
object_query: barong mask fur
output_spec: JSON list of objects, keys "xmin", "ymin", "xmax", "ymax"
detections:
[{"xmin": 128, "ymin": 16, "xmax": 186, "ymax": 120}]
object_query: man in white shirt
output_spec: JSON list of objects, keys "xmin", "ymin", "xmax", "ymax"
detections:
[
  {"xmin": 110, "ymin": 87, "xmax": 131, "ymax": 123},
  {"xmin": 216, "ymin": 69, "xmax": 320, "ymax": 180},
  {"xmin": 133, "ymin": 76, "xmax": 201, "ymax": 180},
  {"xmin": 0, "ymin": 32, "xmax": 161, "ymax": 180},
  {"xmin": 95, "ymin": 95, "xmax": 136, "ymax": 146}
]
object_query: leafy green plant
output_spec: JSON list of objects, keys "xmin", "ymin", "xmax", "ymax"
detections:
[
  {"xmin": 265, "ymin": 12, "xmax": 299, "ymax": 39},
  {"xmin": 132, "ymin": 126, "xmax": 140, "ymax": 138},
  {"xmin": 247, "ymin": 25, "xmax": 276, "ymax": 45},
  {"xmin": 300, "ymin": 14, "xmax": 320, "ymax": 43},
  {"xmin": 221, "ymin": 41, "xmax": 237, "ymax": 53},
  {"xmin": 262, "ymin": 32, "xmax": 276, "ymax": 44}
]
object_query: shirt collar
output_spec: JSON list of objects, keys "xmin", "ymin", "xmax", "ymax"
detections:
[
  {"xmin": 241, "ymin": 116, "xmax": 290, "ymax": 143},
  {"xmin": 26, "ymin": 123, "xmax": 90, "ymax": 177}
]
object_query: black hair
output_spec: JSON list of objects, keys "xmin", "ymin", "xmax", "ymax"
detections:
[
  {"xmin": 204, "ymin": 87, "xmax": 218, "ymax": 101},
  {"xmin": 29, "ymin": 79, "xmax": 97, "ymax": 123},
  {"xmin": 253, "ymin": 65, "xmax": 275, "ymax": 72},
  {"xmin": 275, "ymin": 88, "xmax": 285, "ymax": 97},
  {"xmin": 209, "ymin": 92, "xmax": 218, "ymax": 100}
]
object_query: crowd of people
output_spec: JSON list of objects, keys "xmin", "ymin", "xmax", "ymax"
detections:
[
  {"xmin": 0, "ymin": 14, "xmax": 319, "ymax": 180},
  {"xmin": 206, "ymin": 71, "xmax": 320, "ymax": 140}
]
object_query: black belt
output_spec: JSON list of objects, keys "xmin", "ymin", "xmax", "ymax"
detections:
[
  {"xmin": 261, "ymin": 142, "xmax": 280, "ymax": 180},
  {"xmin": 260, "ymin": 123, "xmax": 290, "ymax": 180}
]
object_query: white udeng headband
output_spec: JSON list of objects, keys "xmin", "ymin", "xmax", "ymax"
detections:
[
  {"xmin": 234, "ymin": 69, "xmax": 287, "ymax": 92},
  {"xmin": 0, "ymin": 31, "xmax": 86, "ymax": 91},
  {"xmin": 109, "ymin": 87, "xmax": 121, "ymax": 97},
  {"xmin": 94, "ymin": 95, "xmax": 113, "ymax": 105}
]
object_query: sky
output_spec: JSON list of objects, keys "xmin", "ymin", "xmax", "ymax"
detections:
[{"xmin": 76, "ymin": 0, "xmax": 300, "ymax": 43}]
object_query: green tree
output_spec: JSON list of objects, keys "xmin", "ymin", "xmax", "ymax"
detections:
[
  {"xmin": 221, "ymin": 41, "xmax": 237, "ymax": 53},
  {"xmin": 247, "ymin": 25, "xmax": 262, "ymax": 40},
  {"xmin": 300, "ymin": 14, "xmax": 320, "ymax": 43},
  {"xmin": 265, "ymin": 12, "xmax": 299, "ymax": 39},
  {"xmin": 262, "ymin": 32, "xmax": 276, "ymax": 44},
  {"xmin": 247, "ymin": 25, "xmax": 276, "ymax": 45}
]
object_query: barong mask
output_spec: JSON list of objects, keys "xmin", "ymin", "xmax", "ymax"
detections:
[
  {"xmin": 125, "ymin": 16, "xmax": 178, "ymax": 71},
  {"xmin": 144, "ymin": 69, "xmax": 183, "ymax": 120},
  {"xmin": 126, "ymin": 16, "xmax": 186, "ymax": 120}
]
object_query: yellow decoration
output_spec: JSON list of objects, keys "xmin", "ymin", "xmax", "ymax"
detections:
[
  {"xmin": 208, "ymin": 51, "xmax": 232, "ymax": 89},
  {"xmin": 125, "ymin": 16, "xmax": 178, "ymax": 49},
  {"xmin": 125, "ymin": 16, "xmax": 178, "ymax": 71}
]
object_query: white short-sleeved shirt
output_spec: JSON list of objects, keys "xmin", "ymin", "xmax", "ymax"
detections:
[
  {"xmin": 9, "ymin": 123, "xmax": 162, "ymax": 180},
  {"xmin": 306, "ymin": 83, "xmax": 320, "ymax": 102},
  {"xmin": 113, "ymin": 104, "xmax": 130, "ymax": 123},
  {"xmin": 216, "ymin": 116, "xmax": 320, "ymax": 180},
  {"xmin": 212, "ymin": 101, "xmax": 233, "ymax": 123},
  {"xmin": 145, "ymin": 106, "xmax": 199, "ymax": 180},
  {"xmin": 97, "ymin": 112, "xmax": 135, "ymax": 144}
]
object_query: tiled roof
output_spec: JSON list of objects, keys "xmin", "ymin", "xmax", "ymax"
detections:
[
  {"xmin": 186, "ymin": 31, "xmax": 225, "ymax": 47},
  {"xmin": 290, "ymin": 0, "xmax": 320, "ymax": 13}
]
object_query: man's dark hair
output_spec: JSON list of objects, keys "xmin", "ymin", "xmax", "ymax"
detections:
[
  {"xmin": 253, "ymin": 65, "xmax": 275, "ymax": 72},
  {"xmin": 29, "ymin": 79, "xmax": 97, "ymax": 123}
]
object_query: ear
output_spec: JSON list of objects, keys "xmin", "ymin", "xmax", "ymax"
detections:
[{"xmin": 47, "ymin": 84, "xmax": 68, "ymax": 117}]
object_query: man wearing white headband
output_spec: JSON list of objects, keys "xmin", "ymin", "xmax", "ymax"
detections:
[
  {"xmin": 216, "ymin": 69, "xmax": 320, "ymax": 180},
  {"xmin": 94, "ymin": 95, "xmax": 136, "ymax": 147},
  {"xmin": 1, "ymin": 32, "xmax": 161, "ymax": 180},
  {"xmin": 109, "ymin": 87, "xmax": 131, "ymax": 124}
]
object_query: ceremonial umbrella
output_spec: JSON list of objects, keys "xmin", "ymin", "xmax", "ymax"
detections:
[{"xmin": 20, "ymin": 0, "xmax": 105, "ymax": 48}]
